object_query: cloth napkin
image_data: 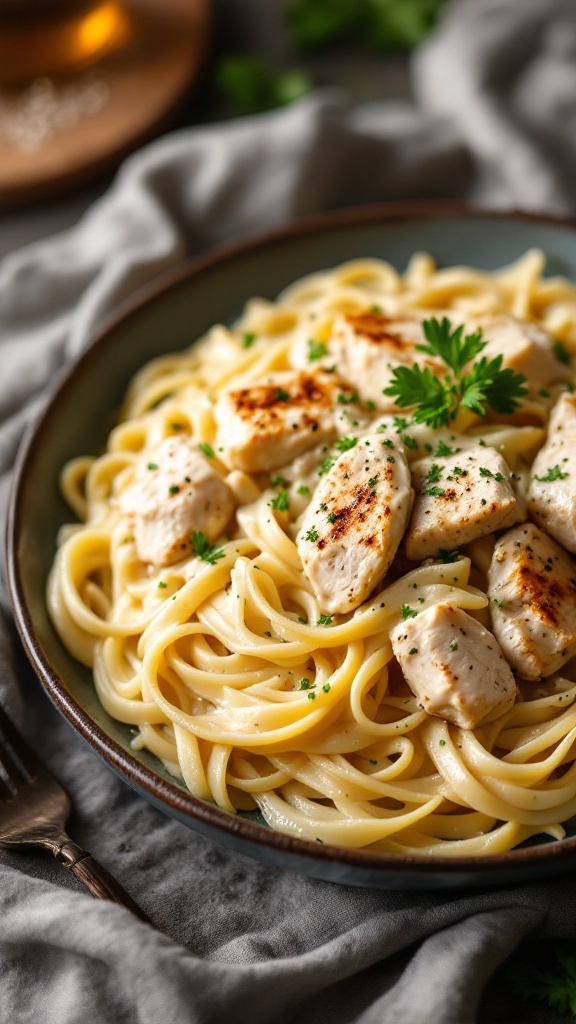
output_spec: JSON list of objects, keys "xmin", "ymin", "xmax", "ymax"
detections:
[{"xmin": 2, "ymin": 1, "xmax": 576, "ymax": 1021}]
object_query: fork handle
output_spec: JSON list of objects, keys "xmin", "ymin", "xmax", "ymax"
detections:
[{"xmin": 55, "ymin": 840, "xmax": 152, "ymax": 924}]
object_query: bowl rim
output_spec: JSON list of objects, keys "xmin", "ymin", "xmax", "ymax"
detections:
[{"xmin": 8, "ymin": 199, "xmax": 576, "ymax": 881}]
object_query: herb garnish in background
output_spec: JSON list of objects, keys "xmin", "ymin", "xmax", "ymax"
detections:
[
  {"xmin": 506, "ymin": 942, "xmax": 576, "ymax": 1018},
  {"xmin": 216, "ymin": 56, "xmax": 313, "ymax": 115},
  {"xmin": 287, "ymin": 0, "xmax": 447, "ymax": 52}
]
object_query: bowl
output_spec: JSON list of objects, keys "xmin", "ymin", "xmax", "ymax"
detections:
[{"xmin": 8, "ymin": 202, "xmax": 576, "ymax": 888}]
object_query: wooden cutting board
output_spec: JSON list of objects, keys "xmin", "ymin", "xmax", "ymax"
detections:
[{"xmin": 0, "ymin": 0, "xmax": 211, "ymax": 208}]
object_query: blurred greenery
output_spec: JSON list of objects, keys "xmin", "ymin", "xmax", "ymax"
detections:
[
  {"xmin": 216, "ymin": 56, "xmax": 313, "ymax": 115},
  {"xmin": 287, "ymin": 0, "xmax": 447, "ymax": 51}
]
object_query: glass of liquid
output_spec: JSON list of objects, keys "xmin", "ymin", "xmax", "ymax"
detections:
[{"xmin": 0, "ymin": 0, "xmax": 129, "ymax": 85}]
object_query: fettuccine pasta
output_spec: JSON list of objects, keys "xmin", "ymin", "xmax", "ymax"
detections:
[{"xmin": 48, "ymin": 249, "xmax": 576, "ymax": 856}]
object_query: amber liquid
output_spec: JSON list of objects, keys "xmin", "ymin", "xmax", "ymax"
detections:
[{"xmin": 0, "ymin": 0, "xmax": 129, "ymax": 85}]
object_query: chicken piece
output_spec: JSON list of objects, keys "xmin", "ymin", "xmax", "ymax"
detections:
[
  {"xmin": 528, "ymin": 392, "xmax": 576, "ymax": 552},
  {"xmin": 487, "ymin": 522, "xmax": 576, "ymax": 680},
  {"xmin": 119, "ymin": 435, "xmax": 233, "ymax": 566},
  {"xmin": 292, "ymin": 311, "xmax": 445, "ymax": 412},
  {"xmin": 470, "ymin": 314, "xmax": 568, "ymax": 395},
  {"xmin": 390, "ymin": 603, "xmax": 516, "ymax": 729},
  {"xmin": 214, "ymin": 371, "xmax": 342, "ymax": 473},
  {"xmin": 296, "ymin": 433, "xmax": 413, "ymax": 615},
  {"xmin": 404, "ymin": 445, "xmax": 522, "ymax": 562}
]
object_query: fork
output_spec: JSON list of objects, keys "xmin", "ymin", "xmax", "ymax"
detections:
[{"xmin": 0, "ymin": 704, "xmax": 151, "ymax": 923}]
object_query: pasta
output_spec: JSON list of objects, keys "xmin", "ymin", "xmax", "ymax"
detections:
[{"xmin": 47, "ymin": 249, "xmax": 576, "ymax": 857}]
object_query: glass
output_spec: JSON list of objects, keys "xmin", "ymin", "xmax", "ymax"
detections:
[{"xmin": 0, "ymin": 0, "xmax": 129, "ymax": 85}]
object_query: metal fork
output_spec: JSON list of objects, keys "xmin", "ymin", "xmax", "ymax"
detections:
[{"xmin": 0, "ymin": 704, "xmax": 151, "ymax": 923}]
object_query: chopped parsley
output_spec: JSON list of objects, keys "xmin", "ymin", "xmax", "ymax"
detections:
[
  {"xmin": 297, "ymin": 615, "xmax": 308, "ymax": 624},
  {"xmin": 158, "ymin": 581, "xmax": 167, "ymax": 589},
  {"xmin": 270, "ymin": 474, "xmax": 288, "ymax": 487},
  {"xmin": 534, "ymin": 465, "xmax": 569, "ymax": 482},
  {"xmin": 409, "ymin": 647, "xmax": 418, "ymax": 655},
  {"xmin": 493, "ymin": 598, "xmax": 505, "ymax": 609},
  {"xmin": 553, "ymin": 338, "xmax": 571, "ymax": 366},
  {"xmin": 401, "ymin": 604, "xmax": 417, "ymax": 620},
  {"xmin": 305, "ymin": 528, "xmax": 319, "ymax": 542},
  {"xmin": 242, "ymin": 331, "xmax": 256, "ymax": 348},
  {"xmin": 367, "ymin": 477, "xmax": 377, "ymax": 487},
  {"xmin": 449, "ymin": 641, "xmax": 458, "ymax": 651},
  {"xmin": 539, "ymin": 388, "xmax": 551, "ymax": 398},
  {"xmin": 198, "ymin": 442, "xmax": 215, "ymax": 458},
  {"xmin": 334, "ymin": 436, "xmax": 358, "ymax": 452},
  {"xmin": 439, "ymin": 739, "xmax": 447, "ymax": 747},
  {"xmin": 191, "ymin": 531, "xmax": 226, "ymax": 565},
  {"xmin": 269, "ymin": 489, "xmax": 290, "ymax": 511},
  {"xmin": 168, "ymin": 485, "xmax": 180, "ymax": 495},
  {"xmin": 479, "ymin": 466, "xmax": 504, "ymax": 480},
  {"xmin": 318, "ymin": 455, "xmax": 335, "ymax": 476},
  {"xmin": 337, "ymin": 391, "xmax": 359, "ymax": 405},
  {"xmin": 147, "ymin": 462, "xmax": 158, "ymax": 471},
  {"xmin": 308, "ymin": 338, "xmax": 328, "ymax": 361},
  {"xmin": 264, "ymin": 630, "xmax": 272, "ymax": 637},
  {"xmin": 317, "ymin": 614, "xmax": 333, "ymax": 625},
  {"xmin": 423, "ymin": 486, "xmax": 445, "ymax": 497},
  {"xmin": 438, "ymin": 549, "xmax": 459, "ymax": 563},
  {"xmin": 276, "ymin": 387, "xmax": 290, "ymax": 402},
  {"xmin": 401, "ymin": 434, "xmax": 419, "ymax": 450},
  {"xmin": 322, "ymin": 683, "xmax": 331, "ymax": 693},
  {"xmin": 327, "ymin": 512, "xmax": 337, "ymax": 523},
  {"xmin": 307, "ymin": 692, "xmax": 316, "ymax": 700},
  {"xmin": 380, "ymin": 438, "xmax": 394, "ymax": 448},
  {"xmin": 393, "ymin": 416, "xmax": 410, "ymax": 431},
  {"xmin": 297, "ymin": 484, "xmax": 310, "ymax": 496},
  {"xmin": 383, "ymin": 316, "xmax": 527, "ymax": 427},
  {"xmin": 426, "ymin": 463, "xmax": 443, "ymax": 483},
  {"xmin": 434, "ymin": 440, "xmax": 455, "ymax": 458}
]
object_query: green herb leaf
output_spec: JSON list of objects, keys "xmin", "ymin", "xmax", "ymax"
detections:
[
  {"xmin": 198, "ymin": 442, "xmax": 215, "ymax": 459},
  {"xmin": 297, "ymin": 485, "xmax": 310, "ymax": 496},
  {"xmin": 401, "ymin": 604, "xmax": 417, "ymax": 620},
  {"xmin": 191, "ymin": 531, "xmax": 226, "ymax": 565},
  {"xmin": 534, "ymin": 465, "xmax": 569, "ymax": 482},
  {"xmin": 308, "ymin": 338, "xmax": 328, "ymax": 361},
  {"xmin": 554, "ymin": 338, "xmax": 572, "ymax": 366},
  {"xmin": 269, "ymin": 489, "xmax": 290, "ymax": 511},
  {"xmin": 334, "ymin": 436, "xmax": 358, "ymax": 452},
  {"xmin": 287, "ymin": 0, "xmax": 446, "ymax": 53},
  {"xmin": 317, "ymin": 614, "xmax": 333, "ymax": 625},
  {"xmin": 216, "ymin": 55, "xmax": 312, "ymax": 115},
  {"xmin": 383, "ymin": 317, "xmax": 527, "ymax": 428},
  {"xmin": 318, "ymin": 455, "xmax": 335, "ymax": 476},
  {"xmin": 423, "ymin": 486, "xmax": 445, "ymax": 497},
  {"xmin": 438, "ymin": 549, "xmax": 459, "ymax": 563},
  {"xmin": 242, "ymin": 331, "xmax": 256, "ymax": 349},
  {"xmin": 305, "ymin": 528, "xmax": 319, "ymax": 542}
]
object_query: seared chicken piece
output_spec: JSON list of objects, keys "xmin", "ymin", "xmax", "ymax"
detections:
[
  {"xmin": 293, "ymin": 311, "xmax": 445, "ymax": 412},
  {"xmin": 119, "ymin": 435, "xmax": 233, "ymax": 566},
  {"xmin": 487, "ymin": 522, "xmax": 576, "ymax": 680},
  {"xmin": 404, "ymin": 445, "xmax": 522, "ymax": 562},
  {"xmin": 296, "ymin": 433, "xmax": 413, "ymax": 615},
  {"xmin": 214, "ymin": 371, "xmax": 343, "ymax": 473},
  {"xmin": 470, "ymin": 315, "xmax": 568, "ymax": 394},
  {"xmin": 528, "ymin": 392, "xmax": 576, "ymax": 552},
  {"xmin": 390, "ymin": 603, "xmax": 516, "ymax": 729}
]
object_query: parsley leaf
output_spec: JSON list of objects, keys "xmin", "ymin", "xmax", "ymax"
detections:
[
  {"xmin": 401, "ymin": 604, "xmax": 417, "ymax": 619},
  {"xmin": 508, "ymin": 944, "xmax": 576, "ymax": 1017},
  {"xmin": 216, "ymin": 56, "xmax": 312, "ymax": 115},
  {"xmin": 198, "ymin": 442, "xmax": 215, "ymax": 459},
  {"xmin": 334, "ymin": 436, "xmax": 358, "ymax": 452},
  {"xmin": 242, "ymin": 331, "xmax": 256, "ymax": 349},
  {"xmin": 383, "ymin": 317, "xmax": 527, "ymax": 428},
  {"xmin": 318, "ymin": 456, "xmax": 335, "ymax": 476},
  {"xmin": 287, "ymin": 0, "xmax": 446, "ymax": 52},
  {"xmin": 308, "ymin": 338, "xmax": 328, "ymax": 361},
  {"xmin": 438, "ymin": 549, "xmax": 459, "ymax": 563},
  {"xmin": 191, "ymin": 531, "xmax": 226, "ymax": 565},
  {"xmin": 554, "ymin": 338, "xmax": 572, "ymax": 366},
  {"xmin": 317, "ymin": 614, "xmax": 333, "ymax": 625},
  {"xmin": 534, "ymin": 465, "xmax": 569, "ymax": 482},
  {"xmin": 423, "ymin": 486, "xmax": 445, "ymax": 497},
  {"xmin": 269, "ymin": 489, "xmax": 290, "ymax": 511}
]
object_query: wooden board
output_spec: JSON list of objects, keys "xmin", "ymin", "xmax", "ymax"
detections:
[{"xmin": 0, "ymin": 0, "xmax": 211, "ymax": 208}]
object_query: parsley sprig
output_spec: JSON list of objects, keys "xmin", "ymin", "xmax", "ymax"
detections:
[
  {"xmin": 383, "ymin": 317, "xmax": 528, "ymax": 429},
  {"xmin": 508, "ymin": 943, "xmax": 576, "ymax": 1017}
]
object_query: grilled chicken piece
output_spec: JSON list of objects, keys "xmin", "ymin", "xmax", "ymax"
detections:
[
  {"xmin": 292, "ymin": 311, "xmax": 445, "ymax": 412},
  {"xmin": 119, "ymin": 435, "xmax": 233, "ymax": 566},
  {"xmin": 296, "ymin": 433, "xmax": 413, "ymax": 615},
  {"xmin": 470, "ymin": 315, "xmax": 568, "ymax": 394},
  {"xmin": 487, "ymin": 522, "xmax": 576, "ymax": 680},
  {"xmin": 404, "ymin": 445, "xmax": 522, "ymax": 562},
  {"xmin": 391, "ymin": 603, "xmax": 516, "ymax": 729},
  {"xmin": 214, "ymin": 371, "xmax": 343, "ymax": 473},
  {"xmin": 528, "ymin": 392, "xmax": 576, "ymax": 552}
]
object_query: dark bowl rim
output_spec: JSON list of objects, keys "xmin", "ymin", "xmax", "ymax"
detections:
[{"xmin": 8, "ymin": 199, "xmax": 576, "ymax": 880}]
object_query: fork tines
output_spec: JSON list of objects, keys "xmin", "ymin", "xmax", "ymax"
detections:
[{"xmin": 0, "ymin": 705, "xmax": 39, "ymax": 793}]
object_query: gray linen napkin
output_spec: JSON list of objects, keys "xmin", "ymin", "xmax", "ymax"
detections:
[{"xmin": 2, "ymin": 1, "xmax": 576, "ymax": 1021}]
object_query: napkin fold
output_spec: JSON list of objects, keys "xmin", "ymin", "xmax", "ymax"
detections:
[{"xmin": 2, "ymin": 1, "xmax": 576, "ymax": 1021}]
